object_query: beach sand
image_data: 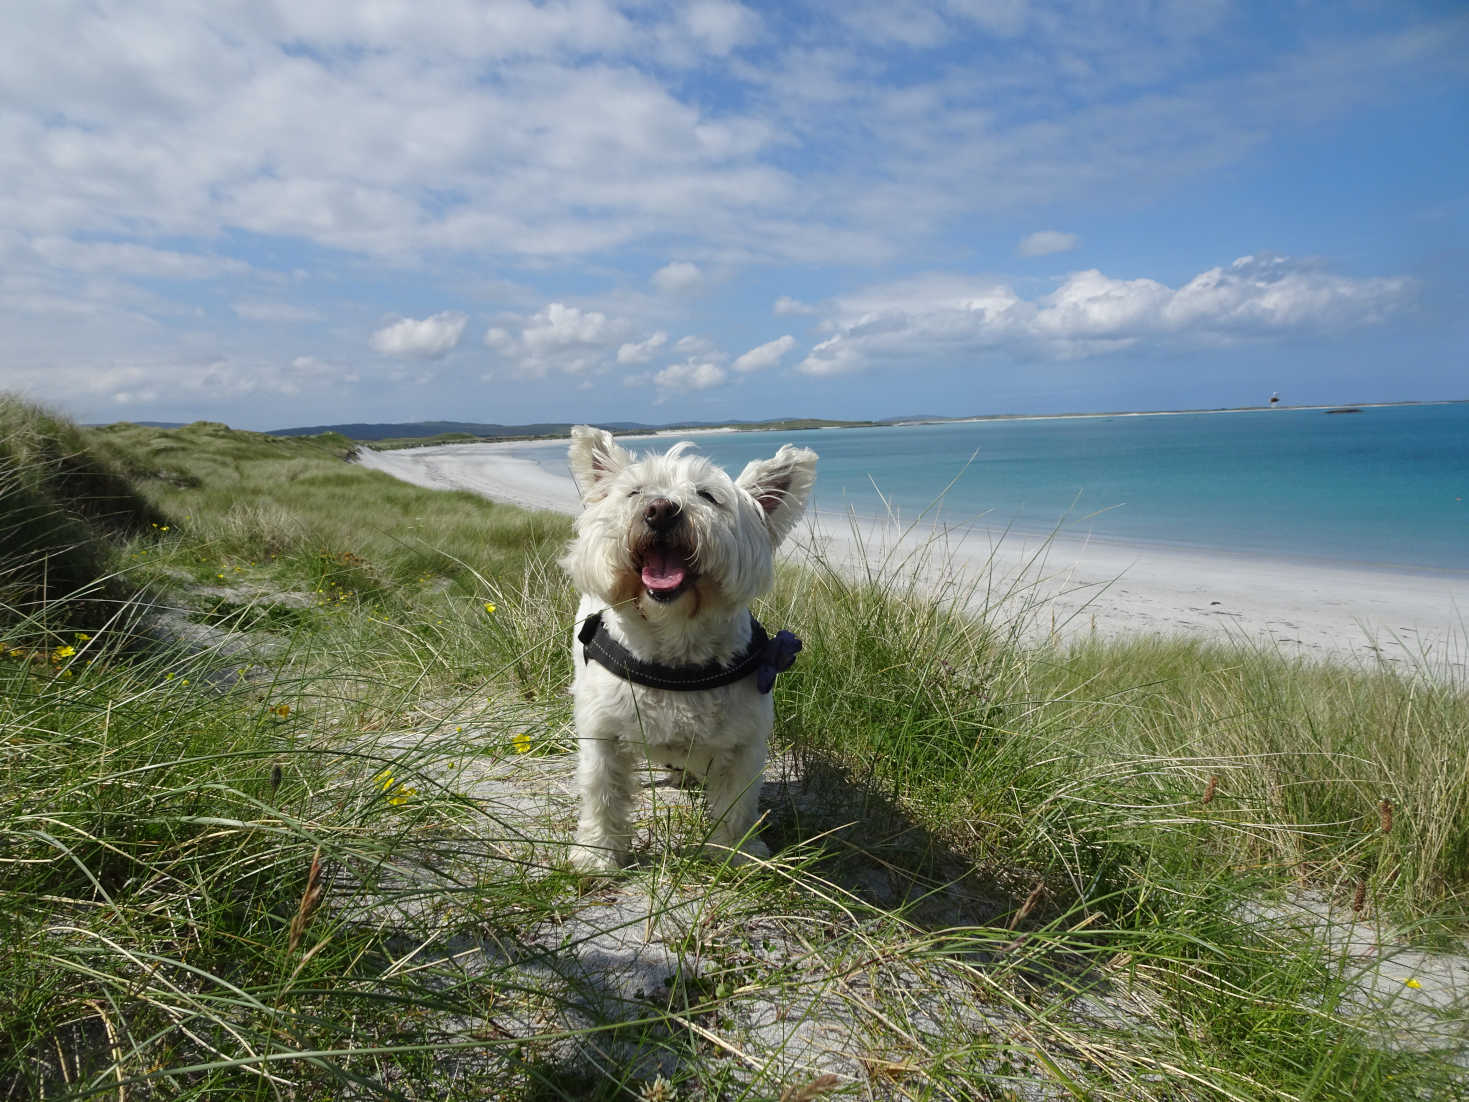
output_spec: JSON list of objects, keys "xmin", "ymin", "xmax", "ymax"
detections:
[{"xmin": 356, "ymin": 441, "xmax": 1468, "ymax": 679}]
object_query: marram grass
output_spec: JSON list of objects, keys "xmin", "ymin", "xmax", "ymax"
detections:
[{"xmin": 1, "ymin": 399, "xmax": 1465, "ymax": 1099}]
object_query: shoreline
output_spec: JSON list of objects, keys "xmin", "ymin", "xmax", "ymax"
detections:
[{"xmin": 354, "ymin": 441, "xmax": 1468, "ymax": 680}]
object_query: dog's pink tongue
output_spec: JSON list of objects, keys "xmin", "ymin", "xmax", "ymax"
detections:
[{"xmin": 640, "ymin": 548, "xmax": 687, "ymax": 592}]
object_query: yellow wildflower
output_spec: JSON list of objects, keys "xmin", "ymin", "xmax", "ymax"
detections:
[
  {"xmin": 1405, "ymin": 978, "xmax": 1423, "ymax": 989},
  {"xmin": 484, "ymin": 602, "xmax": 497, "ymax": 615},
  {"xmin": 272, "ymin": 703, "xmax": 291, "ymax": 718},
  {"xmin": 511, "ymin": 733, "xmax": 532, "ymax": 755},
  {"xmin": 74, "ymin": 633, "xmax": 90, "ymax": 642},
  {"xmin": 375, "ymin": 768, "xmax": 415, "ymax": 806},
  {"xmin": 51, "ymin": 645, "xmax": 75, "ymax": 661}
]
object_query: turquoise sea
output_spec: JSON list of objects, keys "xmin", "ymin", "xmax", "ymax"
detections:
[{"xmin": 515, "ymin": 404, "xmax": 1469, "ymax": 574}]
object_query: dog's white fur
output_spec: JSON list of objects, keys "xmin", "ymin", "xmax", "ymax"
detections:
[{"xmin": 561, "ymin": 426, "xmax": 818, "ymax": 872}]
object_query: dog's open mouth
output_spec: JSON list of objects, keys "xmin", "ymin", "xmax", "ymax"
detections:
[{"xmin": 638, "ymin": 545, "xmax": 695, "ymax": 603}]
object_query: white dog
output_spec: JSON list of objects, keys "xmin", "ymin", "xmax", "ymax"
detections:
[{"xmin": 561, "ymin": 426, "xmax": 818, "ymax": 872}]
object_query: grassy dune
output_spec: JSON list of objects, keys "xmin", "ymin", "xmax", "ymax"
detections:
[{"xmin": 2, "ymin": 396, "xmax": 1466, "ymax": 1099}]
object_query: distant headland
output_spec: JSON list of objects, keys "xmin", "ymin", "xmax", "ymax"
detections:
[{"xmin": 254, "ymin": 398, "xmax": 1465, "ymax": 448}]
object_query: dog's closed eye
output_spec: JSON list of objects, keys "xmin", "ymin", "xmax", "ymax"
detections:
[{"xmin": 698, "ymin": 489, "xmax": 720, "ymax": 506}]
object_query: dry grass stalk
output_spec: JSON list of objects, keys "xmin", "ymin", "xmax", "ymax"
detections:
[
  {"xmin": 287, "ymin": 846, "xmax": 324, "ymax": 952},
  {"xmin": 1009, "ymin": 880, "xmax": 1045, "ymax": 931},
  {"xmin": 778, "ymin": 1075, "xmax": 843, "ymax": 1102}
]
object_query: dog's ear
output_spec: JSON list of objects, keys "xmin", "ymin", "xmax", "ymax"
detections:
[
  {"xmin": 736, "ymin": 445, "xmax": 818, "ymax": 547},
  {"xmin": 568, "ymin": 425, "xmax": 631, "ymax": 502}
]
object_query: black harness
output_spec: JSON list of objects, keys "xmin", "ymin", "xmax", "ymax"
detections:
[{"xmin": 577, "ymin": 611, "xmax": 801, "ymax": 693}]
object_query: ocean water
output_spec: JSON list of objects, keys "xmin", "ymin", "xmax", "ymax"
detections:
[{"xmin": 515, "ymin": 404, "xmax": 1469, "ymax": 573}]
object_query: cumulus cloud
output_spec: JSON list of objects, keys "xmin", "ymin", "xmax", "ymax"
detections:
[
  {"xmin": 652, "ymin": 261, "xmax": 704, "ymax": 293},
  {"xmin": 522, "ymin": 302, "xmax": 623, "ymax": 352},
  {"xmin": 487, "ymin": 301, "xmax": 666, "ymax": 377},
  {"xmin": 673, "ymin": 334, "xmax": 719, "ymax": 358},
  {"xmin": 1018, "ymin": 230, "xmax": 1080, "ymax": 257},
  {"xmin": 731, "ymin": 334, "xmax": 796, "ymax": 373},
  {"xmin": 370, "ymin": 311, "xmax": 468, "ymax": 359},
  {"xmin": 798, "ymin": 255, "xmax": 1413, "ymax": 375},
  {"xmin": 616, "ymin": 331, "xmax": 669, "ymax": 364},
  {"xmin": 773, "ymin": 295, "xmax": 818, "ymax": 316},
  {"xmin": 651, "ymin": 361, "xmax": 728, "ymax": 391}
]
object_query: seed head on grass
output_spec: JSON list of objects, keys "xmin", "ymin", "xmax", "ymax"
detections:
[
  {"xmin": 1352, "ymin": 878, "xmax": 1367, "ymax": 913},
  {"xmin": 1201, "ymin": 774, "xmax": 1218, "ymax": 806},
  {"xmin": 779, "ymin": 1075, "xmax": 842, "ymax": 1101},
  {"xmin": 1379, "ymin": 798, "xmax": 1393, "ymax": 834},
  {"xmin": 1009, "ymin": 880, "xmax": 1046, "ymax": 931},
  {"xmin": 287, "ymin": 847, "xmax": 325, "ymax": 952}
]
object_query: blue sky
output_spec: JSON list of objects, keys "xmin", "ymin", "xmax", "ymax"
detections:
[{"xmin": 2, "ymin": 0, "xmax": 1465, "ymax": 430}]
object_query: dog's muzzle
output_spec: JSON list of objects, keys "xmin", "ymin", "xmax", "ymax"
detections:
[{"xmin": 637, "ymin": 497, "xmax": 695, "ymax": 603}]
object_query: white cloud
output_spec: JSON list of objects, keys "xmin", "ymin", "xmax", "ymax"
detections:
[
  {"xmin": 14, "ymin": 353, "xmax": 363, "ymax": 407},
  {"xmin": 522, "ymin": 302, "xmax": 623, "ymax": 352},
  {"xmin": 797, "ymin": 255, "xmax": 1413, "ymax": 375},
  {"xmin": 1034, "ymin": 269, "xmax": 1171, "ymax": 337},
  {"xmin": 1018, "ymin": 230, "xmax": 1080, "ymax": 257},
  {"xmin": 31, "ymin": 237, "xmax": 250, "ymax": 279},
  {"xmin": 731, "ymin": 334, "xmax": 796, "ymax": 373},
  {"xmin": 617, "ymin": 331, "xmax": 668, "ymax": 364},
  {"xmin": 1162, "ymin": 254, "xmax": 1409, "ymax": 329},
  {"xmin": 773, "ymin": 295, "xmax": 818, "ymax": 316},
  {"xmin": 674, "ymin": 334, "xmax": 719, "ymax": 357},
  {"xmin": 233, "ymin": 301, "xmax": 324, "ymax": 323},
  {"xmin": 680, "ymin": 0, "xmax": 760, "ymax": 55},
  {"xmin": 652, "ymin": 261, "xmax": 704, "ymax": 293},
  {"xmin": 652, "ymin": 361, "xmax": 728, "ymax": 391},
  {"xmin": 270, "ymin": 355, "xmax": 360, "ymax": 393},
  {"xmin": 486, "ymin": 301, "xmax": 663, "ymax": 377},
  {"xmin": 369, "ymin": 311, "xmax": 467, "ymax": 359}
]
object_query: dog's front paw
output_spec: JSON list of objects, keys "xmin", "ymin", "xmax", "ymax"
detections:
[{"xmin": 568, "ymin": 842, "xmax": 623, "ymax": 875}]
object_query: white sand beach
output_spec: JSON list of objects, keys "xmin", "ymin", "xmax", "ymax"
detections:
[{"xmin": 356, "ymin": 441, "xmax": 1468, "ymax": 679}]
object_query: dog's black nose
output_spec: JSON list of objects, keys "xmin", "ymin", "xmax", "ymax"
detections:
[{"xmin": 643, "ymin": 497, "xmax": 681, "ymax": 531}]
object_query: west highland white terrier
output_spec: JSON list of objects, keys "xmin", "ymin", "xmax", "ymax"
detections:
[{"xmin": 561, "ymin": 426, "xmax": 818, "ymax": 872}]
